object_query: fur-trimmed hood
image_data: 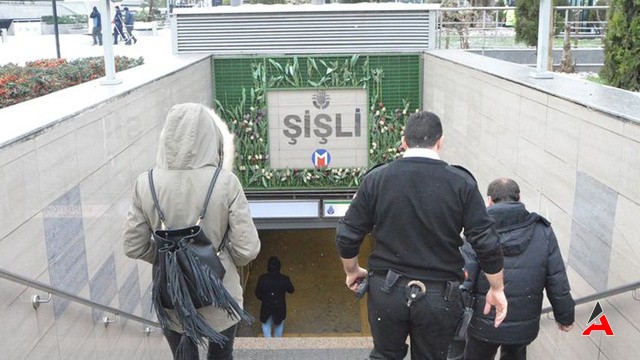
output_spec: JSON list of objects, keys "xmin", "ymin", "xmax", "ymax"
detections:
[{"xmin": 156, "ymin": 103, "xmax": 235, "ymax": 171}]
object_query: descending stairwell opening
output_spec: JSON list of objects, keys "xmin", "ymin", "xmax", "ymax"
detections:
[{"xmin": 238, "ymin": 228, "xmax": 373, "ymax": 337}]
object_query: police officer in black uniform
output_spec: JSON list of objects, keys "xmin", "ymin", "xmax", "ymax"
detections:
[{"xmin": 336, "ymin": 111, "xmax": 508, "ymax": 360}]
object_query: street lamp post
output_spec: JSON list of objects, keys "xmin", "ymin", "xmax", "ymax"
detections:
[{"xmin": 51, "ymin": 0, "xmax": 61, "ymax": 58}]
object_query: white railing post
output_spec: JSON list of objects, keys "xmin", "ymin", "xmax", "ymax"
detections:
[
  {"xmin": 100, "ymin": 0, "xmax": 122, "ymax": 85},
  {"xmin": 530, "ymin": 0, "xmax": 554, "ymax": 79}
]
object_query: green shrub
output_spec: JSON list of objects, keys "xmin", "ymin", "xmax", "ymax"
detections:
[
  {"xmin": 515, "ymin": 0, "xmax": 569, "ymax": 47},
  {"xmin": 249, "ymin": 0, "xmax": 286, "ymax": 3},
  {"xmin": 600, "ymin": 0, "xmax": 640, "ymax": 91},
  {"xmin": 0, "ymin": 56, "xmax": 144, "ymax": 109},
  {"xmin": 41, "ymin": 15, "xmax": 88, "ymax": 25}
]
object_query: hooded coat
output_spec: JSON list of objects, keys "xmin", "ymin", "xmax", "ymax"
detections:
[
  {"xmin": 463, "ymin": 202, "xmax": 575, "ymax": 345},
  {"xmin": 123, "ymin": 103, "xmax": 261, "ymax": 333}
]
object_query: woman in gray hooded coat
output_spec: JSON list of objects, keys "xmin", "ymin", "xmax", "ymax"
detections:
[{"xmin": 123, "ymin": 103, "xmax": 261, "ymax": 359}]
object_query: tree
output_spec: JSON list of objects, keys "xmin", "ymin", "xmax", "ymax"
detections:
[
  {"xmin": 600, "ymin": 0, "xmax": 640, "ymax": 91},
  {"xmin": 514, "ymin": 0, "xmax": 569, "ymax": 47}
]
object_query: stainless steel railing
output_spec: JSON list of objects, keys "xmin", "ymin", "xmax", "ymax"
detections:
[
  {"xmin": 541, "ymin": 280, "xmax": 640, "ymax": 315},
  {"xmin": 0, "ymin": 267, "xmax": 160, "ymax": 329},
  {"xmin": 435, "ymin": 5, "xmax": 609, "ymax": 50}
]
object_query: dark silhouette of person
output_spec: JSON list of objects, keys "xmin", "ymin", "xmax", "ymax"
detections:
[
  {"xmin": 89, "ymin": 6, "xmax": 102, "ymax": 46},
  {"xmin": 255, "ymin": 256, "xmax": 295, "ymax": 337},
  {"xmin": 112, "ymin": 6, "xmax": 123, "ymax": 45}
]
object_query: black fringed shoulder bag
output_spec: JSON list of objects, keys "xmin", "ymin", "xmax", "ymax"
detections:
[{"xmin": 148, "ymin": 167, "xmax": 252, "ymax": 347}]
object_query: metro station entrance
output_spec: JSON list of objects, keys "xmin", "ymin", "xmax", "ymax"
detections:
[{"xmin": 239, "ymin": 228, "xmax": 373, "ymax": 337}]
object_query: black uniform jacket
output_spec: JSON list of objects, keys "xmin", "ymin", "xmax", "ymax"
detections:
[{"xmin": 336, "ymin": 157, "xmax": 503, "ymax": 282}]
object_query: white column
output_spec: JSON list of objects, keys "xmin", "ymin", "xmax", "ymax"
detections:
[
  {"xmin": 530, "ymin": 0, "xmax": 554, "ymax": 79},
  {"xmin": 101, "ymin": 0, "xmax": 122, "ymax": 85}
]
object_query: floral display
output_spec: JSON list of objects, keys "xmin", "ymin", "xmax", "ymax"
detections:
[
  {"xmin": 0, "ymin": 56, "xmax": 144, "ymax": 109},
  {"xmin": 215, "ymin": 55, "xmax": 416, "ymax": 190}
]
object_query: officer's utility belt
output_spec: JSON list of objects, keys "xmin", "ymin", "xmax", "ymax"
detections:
[{"xmin": 372, "ymin": 269, "xmax": 459, "ymax": 307}]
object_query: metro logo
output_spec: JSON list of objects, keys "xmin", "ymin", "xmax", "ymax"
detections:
[
  {"xmin": 311, "ymin": 149, "xmax": 331, "ymax": 168},
  {"xmin": 582, "ymin": 302, "xmax": 615, "ymax": 336}
]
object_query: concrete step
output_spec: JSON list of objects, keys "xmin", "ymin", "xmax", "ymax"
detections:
[
  {"xmin": 230, "ymin": 337, "xmax": 377, "ymax": 360},
  {"xmin": 223, "ymin": 337, "xmax": 414, "ymax": 360}
]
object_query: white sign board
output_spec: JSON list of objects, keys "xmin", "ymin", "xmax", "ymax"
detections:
[
  {"xmin": 268, "ymin": 89, "xmax": 368, "ymax": 169},
  {"xmin": 323, "ymin": 200, "xmax": 352, "ymax": 218}
]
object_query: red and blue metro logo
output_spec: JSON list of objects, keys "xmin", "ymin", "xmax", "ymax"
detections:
[
  {"xmin": 311, "ymin": 149, "xmax": 331, "ymax": 168},
  {"xmin": 581, "ymin": 301, "xmax": 614, "ymax": 336}
]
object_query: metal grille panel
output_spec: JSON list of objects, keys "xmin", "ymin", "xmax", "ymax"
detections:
[{"xmin": 173, "ymin": 5, "xmax": 438, "ymax": 55}]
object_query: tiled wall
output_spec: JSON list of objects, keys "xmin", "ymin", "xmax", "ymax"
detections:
[
  {"xmin": 0, "ymin": 57, "xmax": 213, "ymax": 359},
  {"xmin": 424, "ymin": 51, "xmax": 640, "ymax": 359}
]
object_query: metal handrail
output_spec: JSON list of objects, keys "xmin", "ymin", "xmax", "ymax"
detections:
[
  {"xmin": 541, "ymin": 280, "xmax": 640, "ymax": 315},
  {"xmin": 0, "ymin": 267, "xmax": 160, "ymax": 328}
]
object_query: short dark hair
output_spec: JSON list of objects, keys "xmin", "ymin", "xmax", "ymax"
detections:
[
  {"xmin": 404, "ymin": 111, "xmax": 442, "ymax": 148},
  {"xmin": 124, "ymin": 7, "xmax": 129, "ymax": 11},
  {"xmin": 487, "ymin": 178, "xmax": 520, "ymax": 203}
]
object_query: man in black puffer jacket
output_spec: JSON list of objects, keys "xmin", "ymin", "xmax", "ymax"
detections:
[{"xmin": 463, "ymin": 178, "xmax": 575, "ymax": 360}]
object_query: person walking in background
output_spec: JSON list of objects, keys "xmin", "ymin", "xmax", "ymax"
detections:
[
  {"xmin": 462, "ymin": 178, "xmax": 575, "ymax": 360},
  {"xmin": 112, "ymin": 6, "xmax": 123, "ymax": 45},
  {"xmin": 255, "ymin": 256, "xmax": 295, "ymax": 337},
  {"xmin": 123, "ymin": 7, "xmax": 137, "ymax": 45},
  {"xmin": 336, "ymin": 111, "xmax": 507, "ymax": 360},
  {"xmin": 89, "ymin": 6, "xmax": 102, "ymax": 46},
  {"xmin": 123, "ymin": 103, "xmax": 261, "ymax": 360}
]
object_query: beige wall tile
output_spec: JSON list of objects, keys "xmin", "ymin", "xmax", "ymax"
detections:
[
  {"xmin": 54, "ymin": 290, "xmax": 99, "ymax": 360},
  {"xmin": 546, "ymin": 108, "xmax": 581, "ymax": 166},
  {"xmin": 549, "ymin": 96, "xmax": 624, "ymax": 135},
  {"xmin": 541, "ymin": 151, "xmax": 577, "ymax": 214},
  {"xmin": 539, "ymin": 197, "xmax": 572, "ymax": 260},
  {"xmin": 623, "ymin": 121, "xmax": 640, "ymax": 143},
  {"xmin": 84, "ymin": 206, "xmax": 121, "ymax": 280},
  {"xmin": 0, "ymin": 138, "xmax": 35, "ymax": 168},
  {"xmin": 36, "ymin": 132, "xmax": 80, "ymax": 207},
  {"xmin": 608, "ymin": 196, "xmax": 640, "ymax": 288},
  {"xmin": 577, "ymin": 122, "xmax": 623, "ymax": 191},
  {"xmin": 24, "ymin": 325, "xmax": 61, "ymax": 360},
  {"xmin": 595, "ymin": 300, "xmax": 640, "ymax": 360},
  {"xmin": 0, "ymin": 215, "xmax": 47, "ymax": 309},
  {"xmin": 79, "ymin": 153, "xmax": 131, "ymax": 230},
  {"xmin": 451, "ymin": 97, "xmax": 470, "ymax": 137},
  {"xmin": 619, "ymin": 138, "xmax": 640, "ymax": 204},
  {"xmin": 34, "ymin": 120, "xmax": 75, "ymax": 149},
  {"xmin": 517, "ymin": 85, "xmax": 548, "ymax": 107},
  {"xmin": 0, "ymin": 279, "xmax": 56, "ymax": 360},
  {"xmin": 516, "ymin": 138, "xmax": 545, "ymax": 191},
  {"xmin": 565, "ymin": 266, "xmax": 597, "ymax": 299},
  {"xmin": 519, "ymin": 97, "xmax": 548, "ymax": 148},
  {"xmin": 75, "ymin": 118, "xmax": 108, "ymax": 181},
  {"xmin": 479, "ymin": 114, "xmax": 499, "ymax": 157},
  {"xmin": 0, "ymin": 151, "xmax": 42, "ymax": 241}
]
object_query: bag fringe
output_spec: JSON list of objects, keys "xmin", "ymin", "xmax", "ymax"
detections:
[{"xmin": 152, "ymin": 247, "xmax": 253, "ymax": 348}]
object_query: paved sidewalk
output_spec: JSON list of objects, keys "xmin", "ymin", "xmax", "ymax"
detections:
[{"xmin": 0, "ymin": 29, "xmax": 172, "ymax": 66}]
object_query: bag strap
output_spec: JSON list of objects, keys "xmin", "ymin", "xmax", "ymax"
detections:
[
  {"xmin": 148, "ymin": 169, "xmax": 167, "ymax": 229},
  {"xmin": 148, "ymin": 166, "xmax": 223, "ymax": 231}
]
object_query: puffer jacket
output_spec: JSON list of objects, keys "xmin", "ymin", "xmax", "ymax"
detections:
[
  {"xmin": 122, "ymin": 103, "xmax": 261, "ymax": 333},
  {"xmin": 464, "ymin": 202, "xmax": 574, "ymax": 345}
]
